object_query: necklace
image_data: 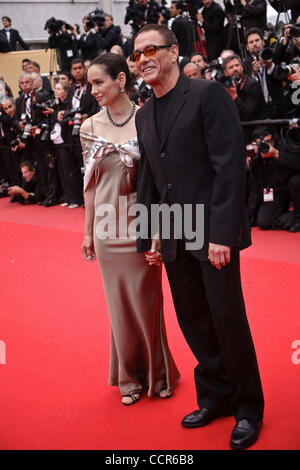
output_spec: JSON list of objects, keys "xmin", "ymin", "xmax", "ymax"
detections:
[{"xmin": 106, "ymin": 101, "xmax": 136, "ymax": 127}]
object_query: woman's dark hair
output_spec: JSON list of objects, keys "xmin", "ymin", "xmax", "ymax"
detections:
[{"xmin": 90, "ymin": 53, "xmax": 134, "ymax": 92}]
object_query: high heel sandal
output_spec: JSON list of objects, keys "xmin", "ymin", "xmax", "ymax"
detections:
[
  {"xmin": 157, "ymin": 389, "xmax": 173, "ymax": 399},
  {"xmin": 121, "ymin": 393, "xmax": 141, "ymax": 406}
]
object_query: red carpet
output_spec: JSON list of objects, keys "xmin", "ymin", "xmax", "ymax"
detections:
[{"xmin": 0, "ymin": 198, "xmax": 300, "ymax": 450}]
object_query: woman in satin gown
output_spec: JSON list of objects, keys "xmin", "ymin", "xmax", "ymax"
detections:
[{"xmin": 80, "ymin": 53, "xmax": 180, "ymax": 405}]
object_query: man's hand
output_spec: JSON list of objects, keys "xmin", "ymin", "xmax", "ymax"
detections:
[
  {"xmin": 57, "ymin": 110, "xmax": 65, "ymax": 123},
  {"xmin": 288, "ymin": 71, "xmax": 300, "ymax": 82},
  {"xmin": 251, "ymin": 59, "xmax": 261, "ymax": 77},
  {"xmin": 145, "ymin": 238, "xmax": 162, "ymax": 266},
  {"xmin": 283, "ymin": 24, "xmax": 292, "ymax": 46},
  {"xmin": 42, "ymin": 107, "xmax": 55, "ymax": 116},
  {"xmin": 208, "ymin": 243, "xmax": 231, "ymax": 270},
  {"xmin": 260, "ymin": 144, "xmax": 279, "ymax": 159}
]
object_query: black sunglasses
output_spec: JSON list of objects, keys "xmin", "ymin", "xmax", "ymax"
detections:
[{"xmin": 130, "ymin": 44, "xmax": 172, "ymax": 62}]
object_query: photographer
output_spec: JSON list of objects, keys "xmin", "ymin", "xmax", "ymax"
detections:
[
  {"xmin": 269, "ymin": 0, "xmax": 300, "ymax": 24},
  {"xmin": 198, "ymin": 0, "xmax": 225, "ymax": 61},
  {"xmin": 15, "ymin": 73, "xmax": 54, "ymax": 203},
  {"xmin": 243, "ymin": 28, "xmax": 291, "ymax": 118},
  {"xmin": 0, "ymin": 97, "xmax": 23, "ymax": 186},
  {"xmin": 57, "ymin": 58, "xmax": 99, "ymax": 208},
  {"xmin": 224, "ymin": 0, "xmax": 267, "ymax": 33},
  {"xmin": 273, "ymin": 21, "xmax": 300, "ymax": 65},
  {"xmin": 46, "ymin": 18, "xmax": 78, "ymax": 72},
  {"xmin": 8, "ymin": 161, "xmax": 44, "ymax": 205},
  {"xmin": 75, "ymin": 16, "xmax": 98, "ymax": 62},
  {"xmin": 222, "ymin": 53, "xmax": 267, "ymax": 142},
  {"xmin": 125, "ymin": 0, "xmax": 164, "ymax": 36},
  {"xmin": 246, "ymin": 126, "xmax": 300, "ymax": 232},
  {"xmin": 169, "ymin": 1, "xmax": 194, "ymax": 58},
  {"xmin": 95, "ymin": 14, "xmax": 123, "ymax": 53}
]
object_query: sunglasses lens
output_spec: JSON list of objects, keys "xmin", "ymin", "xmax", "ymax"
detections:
[
  {"xmin": 144, "ymin": 46, "xmax": 156, "ymax": 57},
  {"xmin": 131, "ymin": 52, "xmax": 140, "ymax": 62}
]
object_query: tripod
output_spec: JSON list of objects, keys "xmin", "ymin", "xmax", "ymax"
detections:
[{"xmin": 274, "ymin": 1, "xmax": 291, "ymax": 37}]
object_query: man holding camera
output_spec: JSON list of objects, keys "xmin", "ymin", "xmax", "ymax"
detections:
[
  {"xmin": 8, "ymin": 161, "xmax": 44, "ymax": 205},
  {"xmin": 243, "ymin": 28, "xmax": 290, "ymax": 118},
  {"xmin": 223, "ymin": 0, "xmax": 267, "ymax": 33},
  {"xmin": 247, "ymin": 126, "xmax": 300, "ymax": 232},
  {"xmin": 95, "ymin": 14, "xmax": 123, "ymax": 53},
  {"xmin": 76, "ymin": 16, "xmax": 98, "ymax": 62},
  {"xmin": 57, "ymin": 58, "xmax": 98, "ymax": 208},
  {"xmin": 222, "ymin": 53, "xmax": 267, "ymax": 142}
]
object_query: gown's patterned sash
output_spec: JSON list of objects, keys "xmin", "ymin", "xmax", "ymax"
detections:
[{"xmin": 80, "ymin": 131, "xmax": 140, "ymax": 191}]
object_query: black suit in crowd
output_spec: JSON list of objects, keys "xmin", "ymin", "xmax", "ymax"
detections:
[
  {"xmin": 48, "ymin": 32, "xmax": 78, "ymax": 71},
  {"xmin": 96, "ymin": 25, "xmax": 123, "ymax": 52},
  {"xmin": 0, "ymin": 27, "xmax": 29, "ymax": 51},
  {"xmin": 202, "ymin": 1, "xmax": 225, "ymax": 61},
  {"xmin": 136, "ymin": 74, "xmax": 264, "ymax": 423},
  {"xmin": 15, "ymin": 88, "xmax": 53, "ymax": 198},
  {"xmin": 224, "ymin": 0, "xmax": 267, "ymax": 32},
  {"xmin": 59, "ymin": 81, "xmax": 99, "ymax": 205},
  {"xmin": 0, "ymin": 112, "xmax": 22, "ymax": 185},
  {"xmin": 232, "ymin": 72, "xmax": 267, "ymax": 143},
  {"xmin": 270, "ymin": 0, "xmax": 300, "ymax": 23},
  {"xmin": 171, "ymin": 15, "xmax": 194, "ymax": 58},
  {"xmin": 77, "ymin": 32, "xmax": 98, "ymax": 61},
  {"xmin": 243, "ymin": 56, "xmax": 291, "ymax": 118}
]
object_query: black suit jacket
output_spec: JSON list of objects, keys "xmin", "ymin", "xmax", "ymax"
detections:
[
  {"xmin": 202, "ymin": 1, "xmax": 225, "ymax": 61},
  {"xmin": 0, "ymin": 28, "xmax": 29, "ymax": 51},
  {"xmin": 270, "ymin": 0, "xmax": 300, "ymax": 23},
  {"xmin": 135, "ymin": 74, "xmax": 251, "ymax": 262},
  {"xmin": 171, "ymin": 16, "xmax": 194, "ymax": 58}
]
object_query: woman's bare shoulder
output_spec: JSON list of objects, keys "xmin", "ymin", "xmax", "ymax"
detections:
[{"xmin": 80, "ymin": 108, "xmax": 106, "ymax": 135}]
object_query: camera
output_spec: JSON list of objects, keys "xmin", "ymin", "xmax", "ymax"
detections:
[
  {"xmin": 20, "ymin": 119, "xmax": 33, "ymax": 143},
  {"xmin": 289, "ymin": 23, "xmax": 300, "ymax": 40},
  {"xmin": 39, "ymin": 122, "xmax": 51, "ymax": 142},
  {"xmin": 44, "ymin": 17, "xmax": 72, "ymax": 34},
  {"xmin": 33, "ymin": 98, "xmax": 60, "ymax": 112},
  {"xmin": 280, "ymin": 58, "xmax": 300, "ymax": 76},
  {"xmin": 0, "ymin": 179, "xmax": 9, "ymax": 198},
  {"xmin": 86, "ymin": 8, "xmax": 106, "ymax": 30},
  {"xmin": 62, "ymin": 107, "xmax": 83, "ymax": 136},
  {"xmin": 260, "ymin": 47, "xmax": 273, "ymax": 61}
]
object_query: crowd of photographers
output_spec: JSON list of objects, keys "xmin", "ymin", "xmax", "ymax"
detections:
[{"xmin": 0, "ymin": 1, "xmax": 300, "ymax": 232}]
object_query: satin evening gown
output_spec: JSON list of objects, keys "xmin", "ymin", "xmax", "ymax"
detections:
[{"xmin": 80, "ymin": 111, "xmax": 180, "ymax": 397}]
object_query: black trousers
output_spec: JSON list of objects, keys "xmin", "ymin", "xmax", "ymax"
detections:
[
  {"xmin": 58, "ymin": 143, "xmax": 84, "ymax": 205},
  {"xmin": 164, "ymin": 241, "xmax": 264, "ymax": 423}
]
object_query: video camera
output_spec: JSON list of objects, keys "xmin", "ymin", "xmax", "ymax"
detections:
[
  {"xmin": 44, "ymin": 17, "xmax": 72, "ymax": 34},
  {"xmin": 62, "ymin": 107, "xmax": 83, "ymax": 136},
  {"xmin": 86, "ymin": 8, "xmax": 106, "ymax": 30}
]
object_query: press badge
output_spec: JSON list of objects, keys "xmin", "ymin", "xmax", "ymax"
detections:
[
  {"xmin": 66, "ymin": 50, "xmax": 73, "ymax": 58},
  {"xmin": 263, "ymin": 188, "xmax": 274, "ymax": 202}
]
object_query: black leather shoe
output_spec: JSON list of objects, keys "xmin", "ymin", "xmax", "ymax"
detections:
[
  {"xmin": 43, "ymin": 200, "xmax": 59, "ymax": 207},
  {"xmin": 289, "ymin": 223, "xmax": 300, "ymax": 233},
  {"xmin": 182, "ymin": 407, "xmax": 232, "ymax": 428},
  {"xmin": 230, "ymin": 419, "xmax": 263, "ymax": 450}
]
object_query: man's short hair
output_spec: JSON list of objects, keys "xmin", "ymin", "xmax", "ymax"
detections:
[
  {"xmin": 2, "ymin": 16, "xmax": 11, "ymax": 23},
  {"xmin": 190, "ymin": 52, "xmax": 208, "ymax": 62},
  {"xmin": 20, "ymin": 161, "xmax": 35, "ymax": 172},
  {"xmin": 71, "ymin": 58, "xmax": 84, "ymax": 68},
  {"xmin": 31, "ymin": 61, "xmax": 41, "ymax": 71},
  {"xmin": 135, "ymin": 24, "xmax": 179, "ymax": 49},
  {"xmin": 245, "ymin": 27, "xmax": 264, "ymax": 44},
  {"xmin": 171, "ymin": 1, "xmax": 183, "ymax": 12},
  {"xmin": 222, "ymin": 54, "xmax": 242, "ymax": 69},
  {"xmin": 104, "ymin": 14, "xmax": 113, "ymax": 21},
  {"xmin": 19, "ymin": 72, "xmax": 33, "ymax": 82}
]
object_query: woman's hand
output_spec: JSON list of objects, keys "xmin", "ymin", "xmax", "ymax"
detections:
[
  {"xmin": 145, "ymin": 238, "xmax": 162, "ymax": 266},
  {"xmin": 81, "ymin": 235, "xmax": 97, "ymax": 262}
]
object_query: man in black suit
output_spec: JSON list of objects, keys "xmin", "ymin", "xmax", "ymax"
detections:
[
  {"xmin": 76, "ymin": 16, "xmax": 98, "ymax": 62},
  {"xmin": 198, "ymin": 0, "xmax": 225, "ymax": 61},
  {"xmin": 269, "ymin": 0, "xmax": 300, "ymax": 24},
  {"xmin": 57, "ymin": 58, "xmax": 99, "ymax": 207},
  {"xmin": 169, "ymin": 1, "xmax": 194, "ymax": 58},
  {"xmin": 224, "ymin": 0, "xmax": 267, "ymax": 32},
  {"xmin": 243, "ymin": 28, "xmax": 290, "ymax": 118},
  {"xmin": 1, "ymin": 16, "xmax": 30, "ymax": 51},
  {"xmin": 133, "ymin": 24, "xmax": 264, "ymax": 450}
]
